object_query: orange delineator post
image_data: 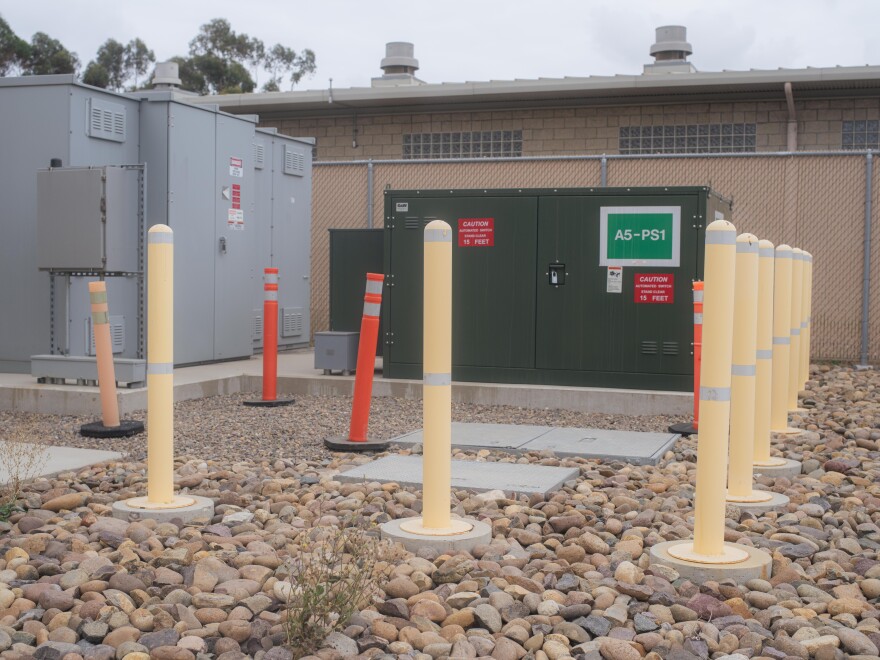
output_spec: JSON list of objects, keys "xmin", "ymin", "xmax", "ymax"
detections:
[
  {"xmin": 262, "ymin": 268, "xmax": 279, "ymax": 401},
  {"xmin": 89, "ymin": 281, "xmax": 120, "ymax": 428},
  {"xmin": 348, "ymin": 273, "xmax": 384, "ymax": 442},
  {"xmin": 693, "ymin": 281, "xmax": 704, "ymax": 430}
]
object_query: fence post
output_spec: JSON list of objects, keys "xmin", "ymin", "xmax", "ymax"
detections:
[
  {"xmin": 600, "ymin": 155, "xmax": 608, "ymax": 187},
  {"xmin": 367, "ymin": 159, "xmax": 374, "ymax": 229},
  {"xmin": 859, "ymin": 152, "xmax": 873, "ymax": 367}
]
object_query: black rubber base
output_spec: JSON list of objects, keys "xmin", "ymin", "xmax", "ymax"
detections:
[
  {"xmin": 243, "ymin": 398, "xmax": 296, "ymax": 407},
  {"xmin": 323, "ymin": 436, "xmax": 391, "ymax": 452},
  {"xmin": 80, "ymin": 419, "xmax": 145, "ymax": 438},
  {"xmin": 668, "ymin": 421, "xmax": 697, "ymax": 436}
]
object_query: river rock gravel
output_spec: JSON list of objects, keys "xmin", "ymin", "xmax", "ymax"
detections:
[{"xmin": 0, "ymin": 363, "xmax": 877, "ymax": 660}]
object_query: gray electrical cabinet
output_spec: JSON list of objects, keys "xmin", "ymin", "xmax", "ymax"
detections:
[
  {"xmin": 0, "ymin": 76, "xmax": 313, "ymax": 380},
  {"xmin": 251, "ymin": 127, "xmax": 313, "ymax": 352}
]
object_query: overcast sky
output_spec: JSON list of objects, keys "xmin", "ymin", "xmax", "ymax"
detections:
[{"xmin": 4, "ymin": 0, "xmax": 880, "ymax": 91}]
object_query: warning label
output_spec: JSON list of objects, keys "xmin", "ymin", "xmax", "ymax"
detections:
[
  {"xmin": 458, "ymin": 218, "xmax": 494, "ymax": 247},
  {"xmin": 606, "ymin": 266, "xmax": 622, "ymax": 293},
  {"xmin": 634, "ymin": 273, "xmax": 674, "ymax": 304},
  {"xmin": 227, "ymin": 208, "xmax": 244, "ymax": 230},
  {"xmin": 229, "ymin": 157, "xmax": 243, "ymax": 178},
  {"xmin": 231, "ymin": 183, "xmax": 241, "ymax": 210}
]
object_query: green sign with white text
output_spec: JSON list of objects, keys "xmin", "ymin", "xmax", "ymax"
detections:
[{"xmin": 600, "ymin": 206, "xmax": 681, "ymax": 267}]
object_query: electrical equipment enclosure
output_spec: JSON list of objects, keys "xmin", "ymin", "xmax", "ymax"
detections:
[
  {"xmin": 329, "ymin": 228, "xmax": 385, "ymax": 356},
  {"xmin": 383, "ymin": 187, "xmax": 731, "ymax": 391},
  {"xmin": 314, "ymin": 331, "xmax": 359, "ymax": 374}
]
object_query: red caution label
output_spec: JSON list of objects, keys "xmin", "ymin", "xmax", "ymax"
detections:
[
  {"xmin": 458, "ymin": 218, "xmax": 494, "ymax": 247},
  {"xmin": 634, "ymin": 273, "xmax": 674, "ymax": 304},
  {"xmin": 231, "ymin": 183, "xmax": 241, "ymax": 210}
]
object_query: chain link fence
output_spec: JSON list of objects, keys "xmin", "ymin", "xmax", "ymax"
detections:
[{"xmin": 312, "ymin": 152, "xmax": 877, "ymax": 363}]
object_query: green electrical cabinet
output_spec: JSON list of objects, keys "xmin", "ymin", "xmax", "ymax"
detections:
[{"xmin": 382, "ymin": 187, "xmax": 731, "ymax": 391}]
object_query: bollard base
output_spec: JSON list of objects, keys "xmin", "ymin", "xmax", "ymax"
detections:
[
  {"xmin": 668, "ymin": 421, "xmax": 697, "ymax": 436},
  {"xmin": 112, "ymin": 495, "xmax": 214, "ymax": 524},
  {"xmin": 789, "ymin": 407, "xmax": 809, "ymax": 413},
  {"xmin": 380, "ymin": 516, "xmax": 492, "ymax": 554},
  {"xmin": 80, "ymin": 419, "xmax": 144, "ymax": 438},
  {"xmin": 771, "ymin": 426, "xmax": 803, "ymax": 435},
  {"xmin": 727, "ymin": 491, "xmax": 790, "ymax": 514},
  {"xmin": 324, "ymin": 436, "xmax": 390, "ymax": 452},
  {"xmin": 753, "ymin": 458, "xmax": 802, "ymax": 480},
  {"xmin": 650, "ymin": 540, "xmax": 772, "ymax": 583},
  {"xmin": 243, "ymin": 398, "xmax": 295, "ymax": 407}
]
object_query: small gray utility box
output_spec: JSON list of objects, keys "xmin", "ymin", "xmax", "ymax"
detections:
[{"xmin": 314, "ymin": 331, "xmax": 359, "ymax": 375}]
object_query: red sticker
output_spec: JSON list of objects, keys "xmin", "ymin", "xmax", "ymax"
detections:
[
  {"xmin": 458, "ymin": 218, "xmax": 494, "ymax": 247},
  {"xmin": 634, "ymin": 273, "xmax": 674, "ymax": 304}
]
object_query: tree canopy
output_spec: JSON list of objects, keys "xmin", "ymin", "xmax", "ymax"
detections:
[{"xmin": 0, "ymin": 14, "xmax": 315, "ymax": 95}]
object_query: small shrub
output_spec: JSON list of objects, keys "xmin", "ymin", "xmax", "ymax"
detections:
[
  {"xmin": 0, "ymin": 419, "xmax": 48, "ymax": 522},
  {"xmin": 282, "ymin": 523, "xmax": 386, "ymax": 656}
]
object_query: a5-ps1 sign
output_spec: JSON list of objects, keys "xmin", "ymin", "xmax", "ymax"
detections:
[
  {"xmin": 458, "ymin": 218, "xmax": 494, "ymax": 247},
  {"xmin": 634, "ymin": 273, "xmax": 674, "ymax": 304}
]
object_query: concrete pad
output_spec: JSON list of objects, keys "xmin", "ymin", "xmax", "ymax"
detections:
[
  {"xmin": 390, "ymin": 423, "xmax": 678, "ymax": 466},
  {"xmin": 522, "ymin": 427, "xmax": 679, "ymax": 465},
  {"xmin": 112, "ymin": 495, "xmax": 214, "ymax": 524},
  {"xmin": 726, "ymin": 491, "xmax": 791, "ymax": 514},
  {"xmin": 336, "ymin": 455, "xmax": 579, "ymax": 496},
  {"xmin": 392, "ymin": 422, "xmax": 553, "ymax": 450},
  {"xmin": 753, "ymin": 458, "xmax": 802, "ymax": 480},
  {"xmin": 380, "ymin": 517, "xmax": 492, "ymax": 554},
  {"xmin": 650, "ymin": 540, "xmax": 772, "ymax": 583},
  {"xmin": 0, "ymin": 444, "xmax": 121, "ymax": 485}
]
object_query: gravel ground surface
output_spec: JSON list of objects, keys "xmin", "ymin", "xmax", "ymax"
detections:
[
  {"xmin": 0, "ymin": 395, "xmax": 689, "ymax": 463},
  {"xmin": 0, "ymin": 364, "xmax": 878, "ymax": 660}
]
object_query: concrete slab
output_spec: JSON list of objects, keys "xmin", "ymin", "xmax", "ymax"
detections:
[
  {"xmin": 521, "ymin": 427, "xmax": 679, "ymax": 465},
  {"xmin": 0, "ymin": 349, "xmax": 692, "ymax": 417},
  {"xmin": 753, "ymin": 459, "xmax": 802, "ymax": 480},
  {"xmin": 0, "ymin": 444, "xmax": 121, "ymax": 485},
  {"xmin": 380, "ymin": 517, "xmax": 492, "ymax": 554},
  {"xmin": 650, "ymin": 540, "xmax": 772, "ymax": 582},
  {"xmin": 393, "ymin": 422, "xmax": 553, "ymax": 450},
  {"xmin": 336, "ymin": 455, "xmax": 579, "ymax": 496},
  {"xmin": 390, "ymin": 423, "xmax": 678, "ymax": 466},
  {"xmin": 112, "ymin": 495, "xmax": 214, "ymax": 524}
]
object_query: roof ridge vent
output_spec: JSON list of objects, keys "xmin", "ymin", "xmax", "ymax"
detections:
[
  {"xmin": 644, "ymin": 26, "xmax": 697, "ymax": 75},
  {"xmin": 372, "ymin": 42, "xmax": 426, "ymax": 87}
]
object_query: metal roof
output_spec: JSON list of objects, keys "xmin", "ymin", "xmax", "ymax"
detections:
[{"xmin": 186, "ymin": 65, "xmax": 880, "ymax": 118}]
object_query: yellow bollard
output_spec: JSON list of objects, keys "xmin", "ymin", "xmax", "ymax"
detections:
[
  {"xmin": 770, "ymin": 245, "xmax": 799, "ymax": 434},
  {"xmin": 787, "ymin": 248, "xmax": 805, "ymax": 412},
  {"xmin": 668, "ymin": 219, "xmax": 748, "ymax": 564},
  {"xmin": 727, "ymin": 234, "xmax": 771, "ymax": 503},
  {"xmin": 800, "ymin": 252, "xmax": 813, "ymax": 389},
  {"xmin": 399, "ymin": 220, "xmax": 471, "ymax": 536},
  {"xmin": 88, "ymin": 281, "xmax": 120, "ymax": 428},
  {"xmin": 125, "ymin": 225, "xmax": 194, "ymax": 511},
  {"xmin": 754, "ymin": 240, "xmax": 787, "ymax": 466}
]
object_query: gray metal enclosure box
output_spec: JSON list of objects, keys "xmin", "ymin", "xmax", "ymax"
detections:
[
  {"xmin": 251, "ymin": 127, "xmax": 313, "ymax": 352},
  {"xmin": 0, "ymin": 76, "xmax": 314, "ymax": 375},
  {"xmin": 0, "ymin": 77, "xmax": 141, "ymax": 373}
]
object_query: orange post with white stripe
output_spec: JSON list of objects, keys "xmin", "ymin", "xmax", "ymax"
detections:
[
  {"xmin": 349, "ymin": 273, "xmax": 384, "ymax": 442},
  {"xmin": 89, "ymin": 281, "xmax": 120, "ymax": 428},
  {"xmin": 262, "ymin": 268, "xmax": 279, "ymax": 401}
]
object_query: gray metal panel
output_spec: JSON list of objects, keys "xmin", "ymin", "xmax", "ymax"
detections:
[
  {"xmin": 36, "ymin": 168, "xmax": 104, "ymax": 270},
  {"xmin": 0, "ymin": 83, "xmax": 72, "ymax": 372},
  {"xmin": 69, "ymin": 87, "xmax": 140, "ymax": 167},
  {"xmin": 30, "ymin": 354, "xmax": 145, "ymax": 384},
  {"xmin": 165, "ymin": 102, "xmax": 217, "ymax": 364},
  {"xmin": 271, "ymin": 133, "xmax": 312, "ymax": 348},
  {"xmin": 67, "ymin": 276, "xmax": 140, "ymax": 360},
  {"xmin": 103, "ymin": 166, "xmax": 139, "ymax": 272},
  {"xmin": 213, "ymin": 113, "xmax": 256, "ymax": 360},
  {"xmin": 314, "ymin": 331, "xmax": 358, "ymax": 371},
  {"xmin": 251, "ymin": 131, "xmax": 273, "ymax": 349}
]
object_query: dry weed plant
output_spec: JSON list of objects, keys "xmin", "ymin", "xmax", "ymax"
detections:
[
  {"xmin": 281, "ymin": 520, "xmax": 389, "ymax": 656},
  {"xmin": 0, "ymin": 415, "xmax": 48, "ymax": 521}
]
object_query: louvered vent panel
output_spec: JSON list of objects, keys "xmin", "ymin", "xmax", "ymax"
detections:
[
  {"xmin": 87, "ymin": 98, "xmax": 126, "ymax": 143},
  {"xmin": 405, "ymin": 218, "xmax": 421, "ymax": 229},
  {"xmin": 662, "ymin": 341, "xmax": 679, "ymax": 356},
  {"xmin": 253, "ymin": 143, "xmax": 265, "ymax": 169},
  {"xmin": 640, "ymin": 340, "xmax": 658, "ymax": 355},
  {"xmin": 283, "ymin": 146, "xmax": 305, "ymax": 176},
  {"xmin": 282, "ymin": 307, "xmax": 304, "ymax": 337},
  {"xmin": 86, "ymin": 316, "xmax": 125, "ymax": 355},
  {"xmin": 253, "ymin": 310, "xmax": 263, "ymax": 340}
]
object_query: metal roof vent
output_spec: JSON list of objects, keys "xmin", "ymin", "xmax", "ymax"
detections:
[
  {"xmin": 644, "ymin": 26, "xmax": 697, "ymax": 75},
  {"xmin": 152, "ymin": 61, "xmax": 182, "ymax": 89},
  {"xmin": 372, "ymin": 42, "xmax": 425, "ymax": 87}
]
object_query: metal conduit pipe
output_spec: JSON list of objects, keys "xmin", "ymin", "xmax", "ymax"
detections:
[{"xmin": 785, "ymin": 82, "xmax": 797, "ymax": 152}]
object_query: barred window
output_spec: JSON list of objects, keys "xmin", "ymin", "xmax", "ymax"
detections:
[
  {"xmin": 403, "ymin": 130, "xmax": 523, "ymax": 159},
  {"xmin": 842, "ymin": 120, "xmax": 879, "ymax": 150},
  {"xmin": 619, "ymin": 124, "xmax": 757, "ymax": 154}
]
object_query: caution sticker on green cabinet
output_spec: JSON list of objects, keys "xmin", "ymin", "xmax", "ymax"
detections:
[{"xmin": 599, "ymin": 206, "xmax": 680, "ymax": 267}]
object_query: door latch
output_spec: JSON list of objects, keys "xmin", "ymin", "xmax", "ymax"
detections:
[{"xmin": 219, "ymin": 236, "xmax": 227, "ymax": 254}]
